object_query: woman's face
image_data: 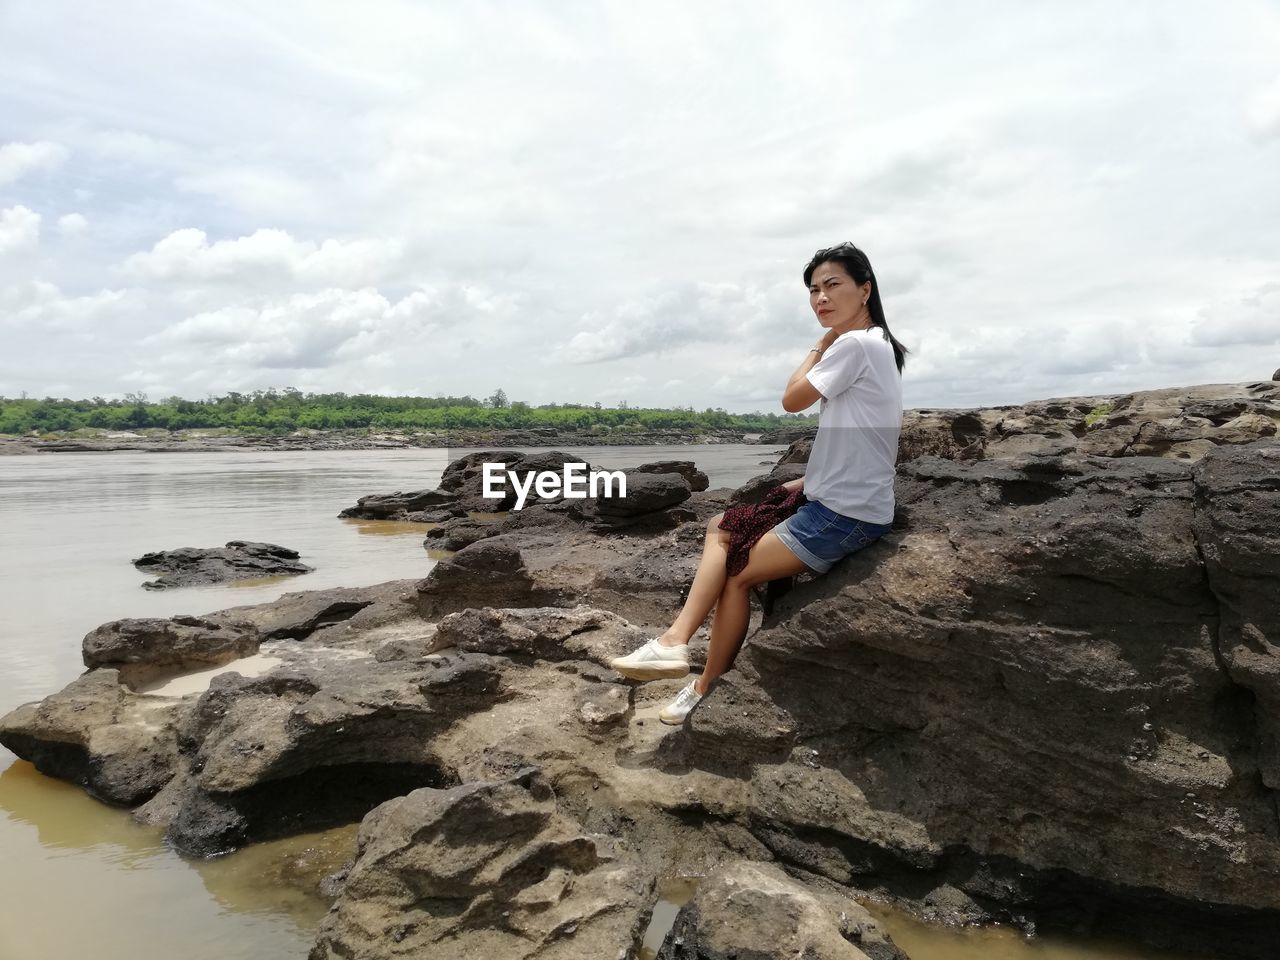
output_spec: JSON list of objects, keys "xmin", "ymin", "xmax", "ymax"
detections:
[{"xmin": 808, "ymin": 260, "xmax": 870, "ymax": 329}]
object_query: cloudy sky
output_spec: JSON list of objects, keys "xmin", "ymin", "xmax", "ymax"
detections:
[{"xmin": 1, "ymin": 1, "xmax": 1278, "ymax": 413}]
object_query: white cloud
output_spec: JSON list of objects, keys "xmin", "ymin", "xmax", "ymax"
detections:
[
  {"xmin": 0, "ymin": 141, "xmax": 67, "ymax": 185},
  {"xmin": 174, "ymin": 167, "xmax": 320, "ymax": 218},
  {"xmin": 57, "ymin": 212, "xmax": 88, "ymax": 235},
  {"xmin": 0, "ymin": 206, "xmax": 41, "ymax": 254},
  {"xmin": 0, "ymin": 278, "xmax": 130, "ymax": 330},
  {"xmin": 145, "ymin": 285, "xmax": 465, "ymax": 370},
  {"xmin": 1246, "ymin": 76, "xmax": 1280, "ymax": 140},
  {"xmin": 1189, "ymin": 277, "xmax": 1280, "ymax": 348},
  {"xmin": 2, "ymin": 2, "xmax": 1279, "ymax": 407},
  {"xmin": 124, "ymin": 227, "xmax": 403, "ymax": 288},
  {"xmin": 559, "ymin": 280, "xmax": 799, "ymax": 363}
]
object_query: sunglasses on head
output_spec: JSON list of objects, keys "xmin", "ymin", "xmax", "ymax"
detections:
[{"xmin": 814, "ymin": 242, "xmax": 871, "ymax": 268}]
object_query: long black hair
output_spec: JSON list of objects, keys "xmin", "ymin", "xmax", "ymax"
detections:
[{"xmin": 803, "ymin": 242, "xmax": 908, "ymax": 374}]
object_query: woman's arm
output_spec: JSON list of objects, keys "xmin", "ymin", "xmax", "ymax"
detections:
[
  {"xmin": 780, "ymin": 477, "xmax": 804, "ymax": 493},
  {"xmin": 782, "ymin": 330, "xmax": 840, "ymax": 412}
]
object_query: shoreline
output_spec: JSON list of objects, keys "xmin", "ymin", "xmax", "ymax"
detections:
[{"xmin": 0, "ymin": 427, "xmax": 800, "ymax": 455}]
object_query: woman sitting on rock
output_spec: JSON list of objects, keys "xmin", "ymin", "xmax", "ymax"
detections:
[{"xmin": 611, "ymin": 242, "xmax": 907, "ymax": 723}]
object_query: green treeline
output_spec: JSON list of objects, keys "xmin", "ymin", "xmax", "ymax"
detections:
[{"xmin": 0, "ymin": 388, "xmax": 814, "ymax": 436}]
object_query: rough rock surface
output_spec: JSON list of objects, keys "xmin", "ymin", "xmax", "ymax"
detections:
[
  {"xmin": 774, "ymin": 380, "xmax": 1279, "ymax": 466},
  {"xmin": 898, "ymin": 380, "xmax": 1278, "ymax": 463},
  {"xmin": 427, "ymin": 604, "xmax": 657, "ymax": 666},
  {"xmin": 634, "ymin": 460, "xmax": 711, "ymax": 491},
  {"xmin": 690, "ymin": 439, "xmax": 1280, "ymax": 957},
  {"xmin": 158, "ymin": 650, "xmax": 502, "ymax": 857},
  {"xmin": 132, "ymin": 540, "xmax": 313, "ymax": 589},
  {"xmin": 83, "ymin": 615, "xmax": 260, "ymax": 672},
  {"xmin": 656, "ymin": 859, "xmax": 908, "ymax": 960},
  {"xmin": 571, "ymin": 470, "xmax": 694, "ymax": 532},
  {"xmin": 310, "ymin": 767, "xmax": 655, "ymax": 960},
  {"xmin": 0, "ymin": 669, "xmax": 184, "ymax": 806},
  {"xmin": 204, "ymin": 580, "xmax": 419, "ymax": 645},
  {"xmin": 416, "ymin": 537, "xmax": 568, "ymax": 618}
]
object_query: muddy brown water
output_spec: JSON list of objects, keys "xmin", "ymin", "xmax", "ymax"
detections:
[{"xmin": 0, "ymin": 448, "xmax": 1217, "ymax": 959}]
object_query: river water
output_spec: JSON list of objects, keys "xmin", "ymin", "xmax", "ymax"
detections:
[{"xmin": 0, "ymin": 447, "xmax": 1213, "ymax": 960}]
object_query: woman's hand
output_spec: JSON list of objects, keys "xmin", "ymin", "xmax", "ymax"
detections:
[
  {"xmin": 780, "ymin": 477, "xmax": 804, "ymax": 493},
  {"xmin": 815, "ymin": 328, "xmax": 840, "ymax": 353}
]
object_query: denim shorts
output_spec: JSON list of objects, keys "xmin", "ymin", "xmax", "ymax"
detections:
[{"xmin": 771, "ymin": 499, "xmax": 893, "ymax": 574}]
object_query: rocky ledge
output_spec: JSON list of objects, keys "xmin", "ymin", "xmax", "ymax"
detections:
[{"xmin": 3, "ymin": 381, "xmax": 1279, "ymax": 959}]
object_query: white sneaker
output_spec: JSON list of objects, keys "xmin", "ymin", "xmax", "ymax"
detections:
[
  {"xmin": 609, "ymin": 637, "xmax": 690, "ymax": 681},
  {"xmin": 659, "ymin": 679, "xmax": 704, "ymax": 725}
]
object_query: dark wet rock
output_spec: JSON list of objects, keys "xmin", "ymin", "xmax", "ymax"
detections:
[
  {"xmin": 428, "ymin": 604, "xmax": 651, "ymax": 665},
  {"xmin": 133, "ymin": 540, "xmax": 313, "ymax": 589},
  {"xmin": 161, "ymin": 651, "xmax": 504, "ymax": 856},
  {"xmin": 635, "ymin": 460, "xmax": 710, "ymax": 492},
  {"xmin": 404, "ymin": 504, "xmax": 467, "ymax": 523},
  {"xmin": 422, "ymin": 515, "xmax": 506, "ymax": 551},
  {"xmin": 338, "ymin": 487, "xmax": 459, "ymax": 520},
  {"xmin": 83, "ymin": 615, "xmax": 259, "ymax": 672},
  {"xmin": 656, "ymin": 859, "xmax": 908, "ymax": 960},
  {"xmin": 416, "ymin": 538, "xmax": 567, "ymax": 618},
  {"xmin": 310, "ymin": 767, "xmax": 655, "ymax": 960},
  {"xmin": 0, "ymin": 669, "xmax": 183, "ymax": 806}
]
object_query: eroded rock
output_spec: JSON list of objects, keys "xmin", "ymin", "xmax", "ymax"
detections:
[
  {"xmin": 161, "ymin": 651, "xmax": 504, "ymax": 856},
  {"xmin": 656, "ymin": 859, "xmax": 908, "ymax": 960},
  {"xmin": 310, "ymin": 767, "xmax": 655, "ymax": 960}
]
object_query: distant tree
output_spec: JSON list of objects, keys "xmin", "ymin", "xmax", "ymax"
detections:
[{"xmin": 486, "ymin": 388, "xmax": 509, "ymax": 409}]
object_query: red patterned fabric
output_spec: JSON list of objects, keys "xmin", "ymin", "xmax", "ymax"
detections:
[{"xmin": 718, "ymin": 485, "xmax": 808, "ymax": 577}]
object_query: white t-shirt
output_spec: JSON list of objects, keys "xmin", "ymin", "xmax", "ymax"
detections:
[{"xmin": 802, "ymin": 326, "xmax": 903, "ymax": 525}]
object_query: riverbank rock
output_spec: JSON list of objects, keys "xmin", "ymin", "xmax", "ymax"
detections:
[
  {"xmin": 203, "ymin": 580, "xmax": 419, "ymax": 645},
  {"xmin": 427, "ymin": 604, "xmax": 654, "ymax": 666},
  {"xmin": 158, "ymin": 650, "xmax": 504, "ymax": 856},
  {"xmin": 656, "ymin": 859, "xmax": 908, "ymax": 960},
  {"xmin": 417, "ymin": 538, "xmax": 565, "ymax": 618},
  {"xmin": 665, "ymin": 438, "xmax": 1280, "ymax": 957},
  {"xmin": 635, "ymin": 460, "xmax": 710, "ymax": 491},
  {"xmin": 83, "ymin": 615, "xmax": 260, "ymax": 674},
  {"xmin": 337, "ymin": 486, "xmax": 461, "ymax": 520},
  {"xmin": 0, "ymin": 669, "xmax": 184, "ymax": 806},
  {"xmin": 569, "ymin": 470, "xmax": 695, "ymax": 533},
  {"xmin": 133, "ymin": 540, "xmax": 313, "ymax": 589},
  {"xmin": 310, "ymin": 767, "xmax": 655, "ymax": 960},
  {"xmin": 894, "ymin": 380, "xmax": 1278, "ymax": 464}
]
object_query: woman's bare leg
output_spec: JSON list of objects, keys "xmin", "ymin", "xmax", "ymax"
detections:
[
  {"xmin": 694, "ymin": 531, "xmax": 809, "ymax": 694},
  {"xmin": 656, "ymin": 513, "xmax": 730, "ymax": 647}
]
